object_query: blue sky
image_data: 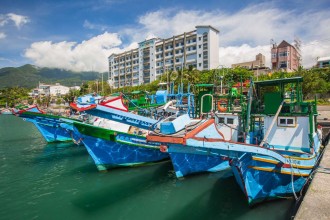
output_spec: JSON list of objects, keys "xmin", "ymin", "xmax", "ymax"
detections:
[{"xmin": 1, "ymin": 0, "xmax": 330, "ymax": 71}]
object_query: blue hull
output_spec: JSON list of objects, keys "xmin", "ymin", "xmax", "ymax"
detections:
[
  {"xmin": 74, "ymin": 128, "xmax": 169, "ymax": 171},
  {"xmin": 167, "ymin": 145, "xmax": 229, "ymax": 178},
  {"xmin": 231, "ymin": 153, "xmax": 310, "ymax": 205},
  {"xmin": 26, "ymin": 118, "xmax": 72, "ymax": 142}
]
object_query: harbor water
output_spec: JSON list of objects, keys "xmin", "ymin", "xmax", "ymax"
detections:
[{"xmin": 0, "ymin": 115, "xmax": 295, "ymax": 220}]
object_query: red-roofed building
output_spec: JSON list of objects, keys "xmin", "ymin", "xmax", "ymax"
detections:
[{"xmin": 271, "ymin": 40, "xmax": 300, "ymax": 72}]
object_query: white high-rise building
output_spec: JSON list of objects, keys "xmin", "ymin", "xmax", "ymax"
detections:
[{"xmin": 108, "ymin": 25, "xmax": 219, "ymax": 89}]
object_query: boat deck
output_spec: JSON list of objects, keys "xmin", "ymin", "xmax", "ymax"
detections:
[{"xmin": 150, "ymin": 119, "xmax": 205, "ymax": 138}]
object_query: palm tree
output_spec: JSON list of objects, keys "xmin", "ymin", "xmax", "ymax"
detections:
[{"xmin": 183, "ymin": 67, "xmax": 199, "ymax": 86}]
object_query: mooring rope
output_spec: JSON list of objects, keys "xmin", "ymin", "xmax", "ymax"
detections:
[{"xmin": 289, "ymin": 158, "xmax": 299, "ymax": 201}]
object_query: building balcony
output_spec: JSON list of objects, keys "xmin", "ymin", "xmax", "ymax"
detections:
[
  {"xmin": 165, "ymin": 47, "xmax": 173, "ymax": 51},
  {"xmin": 186, "ymin": 50, "xmax": 196, "ymax": 55},
  {"xmin": 174, "ymin": 45, "xmax": 184, "ymax": 50},
  {"xmin": 186, "ymin": 41, "xmax": 197, "ymax": 46},
  {"xmin": 175, "ymin": 51, "xmax": 183, "ymax": 56}
]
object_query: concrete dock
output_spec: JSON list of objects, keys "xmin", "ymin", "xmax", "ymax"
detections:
[
  {"xmin": 295, "ymin": 143, "xmax": 330, "ymax": 219},
  {"xmin": 294, "ymin": 106, "xmax": 330, "ymax": 219}
]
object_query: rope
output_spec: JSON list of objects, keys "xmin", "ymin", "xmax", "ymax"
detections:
[
  {"xmin": 213, "ymin": 112, "xmax": 240, "ymax": 131},
  {"xmin": 289, "ymin": 158, "xmax": 299, "ymax": 201},
  {"xmin": 70, "ymin": 132, "xmax": 83, "ymax": 145},
  {"xmin": 316, "ymin": 167, "xmax": 330, "ymax": 174},
  {"xmin": 121, "ymin": 93, "xmax": 151, "ymax": 112}
]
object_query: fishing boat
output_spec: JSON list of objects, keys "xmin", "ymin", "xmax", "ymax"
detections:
[
  {"xmin": 68, "ymin": 95, "xmax": 170, "ymax": 171},
  {"xmin": 147, "ymin": 77, "xmax": 323, "ymax": 205},
  {"xmin": 146, "ymin": 84, "xmax": 247, "ymax": 178},
  {"xmin": 0, "ymin": 108, "xmax": 13, "ymax": 115},
  {"xmin": 67, "ymin": 84, "xmax": 197, "ymax": 172},
  {"xmin": 15, "ymin": 105, "xmax": 81, "ymax": 143},
  {"xmin": 230, "ymin": 77, "xmax": 323, "ymax": 205}
]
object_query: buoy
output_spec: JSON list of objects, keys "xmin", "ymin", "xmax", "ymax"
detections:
[
  {"xmin": 160, "ymin": 145, "xmax": 168, "ymax": 153},
  {"xmin": 217, "ymin": 99, "xmax": 228, "ymax": 112}
]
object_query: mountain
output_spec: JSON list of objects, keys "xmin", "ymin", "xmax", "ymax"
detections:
[{"xmin": 0, "ymin": 64, "xmax": 104, "ymax": 88}]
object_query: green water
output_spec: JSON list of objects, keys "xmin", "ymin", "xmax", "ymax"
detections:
[{"xmin": 0, "ymin": 115, "xmax": 295, "ymax": 220}]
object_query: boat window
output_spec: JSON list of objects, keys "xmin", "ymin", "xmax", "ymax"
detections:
[
  {"xmin": 279, "ymin": 118, "xmax": 286, "ymax": 124},
  {"xmin": 287, "ymin": 119, "xmax": 294, "ymax": 125},
  {"xmin": 278, "ymin": 117, "xmax": 296, "ymax": 127},
  {"xmin": 227, "ymin": 118, "xmax": 234, "ymax": 124},
  {"xmin": 218, "ymin": 117, "xmax": 225, "ymax": 123}
]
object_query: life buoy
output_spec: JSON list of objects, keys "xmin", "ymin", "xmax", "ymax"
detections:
[
  {"xmin": 160, "ymin": 145, "xmax": 168, "ymax": 153},
  {"xmin": 217, "ymin": 99, "xmax": 228, "ymax": 112}
]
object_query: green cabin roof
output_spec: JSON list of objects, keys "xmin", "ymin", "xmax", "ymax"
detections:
[
  {"xmin": 130, "ymin": 91, "xmax": 142, "ymax": 94},
  {"xmin": 255, "ymin": 77, "xmax": 303, "ymax": 87},
  {"xmin": 195, "ymin": 84, "xmax": 214, "ymax": 87}
]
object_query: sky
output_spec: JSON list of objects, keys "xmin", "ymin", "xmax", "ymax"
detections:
[{"xmin": 0, "ymin": 0, "xmax": 330, "ymax": 72}]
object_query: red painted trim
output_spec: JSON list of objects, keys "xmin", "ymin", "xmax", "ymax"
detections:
[
  {"xmin": 70, "ymin": 103, "xmax": 97, "ymax": 112},
  {"xmin": 18, "ymin": 105, "xmax": 45, "ymax": 114},
  {"xmin": 191, "ymin": 137, "xmax": 225, "ymax": 142},
  {"xmin": 185, "ymin": 119, "xmax": 215, "ymax": 139},
  {"xmin": 146, "ymin": 135, "xmax": 184, "ymax": 144},
  {"xmin": 99, "ymin": 95, "xmax": 128, "ymax": 112},
  {"xmin": 213, "ymin": 121, "xmax": 225, "ymax": 139}
]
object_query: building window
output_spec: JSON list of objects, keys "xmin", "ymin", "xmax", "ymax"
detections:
[
  {"xmin": 199, "ymin": 63, "xmax": 201, "ymax": 67},
  {"xmin": 279, "ymin": 61, "xmax": 287, "ymax": 68},
  {"xmin": 199, "ymin": 54, "xmax": 201, "ymax": 58},
  {"xmin": 199, "ymin": 45, "xmax": 201, "ymax": 49},
  {"xmin": 199, "ymin": 37, "xmax": 201, "ymax": 41}
]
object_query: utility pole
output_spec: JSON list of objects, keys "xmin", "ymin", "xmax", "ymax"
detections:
[{"xmin": 101, "ymin": 72, "xmax": 104, "ymax": 95}]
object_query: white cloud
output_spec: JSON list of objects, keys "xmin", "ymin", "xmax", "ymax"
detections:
[
  {"xmin": 301, "ymin": 40, "xmax": 330, "ymax": 67},
  {"xmin": 0, "ymin": 32, "xmax": 6, "ymax": 39},
  {"xmin": 0, "ymin": 13, "xmax": 29, "ymax": 40},
  {"xmin": 24, "ymin": 32, "xmax": 135, "ymax": 72},
  {"xmin": 219, "ymin": 44, "xmax": 271, "ymax": 67},
  {"xmin": 0, "ymin": 13, "xmax": 30, "ymax": 28},
  {"xmin": 83, "ymin": 20, "xmax": 107, "ymax": 31},
  {"xmin": 0, "ymin": 14, "xmax": 8, "ymax": 26},
  {"xmin": 7, "ymin": 13, "xmax": 29, "ymax": 28}
]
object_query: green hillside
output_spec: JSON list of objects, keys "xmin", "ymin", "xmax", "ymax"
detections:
[{"xmin": 0, "ymin": 64, "xmax": 104, "ymax": 88}]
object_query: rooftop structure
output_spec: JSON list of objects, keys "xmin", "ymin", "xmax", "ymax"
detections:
[
  {"xmin": 316, "ymin": 56, "xmax": 330, "ymax": 68},
  {"xmin": 30, "ymin": 83, "xmax": 80, "ymax": 97},
  {"xmin": 108, "ymin": 25, "xmax": 220, "ymax": 89},
  {"xmin": 231, "ymin": 53, "xmax": 270, "ymax": 77},
  {"xmin": 231, "ymin": 53, "xmax": 266, "ymax": 69}
]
